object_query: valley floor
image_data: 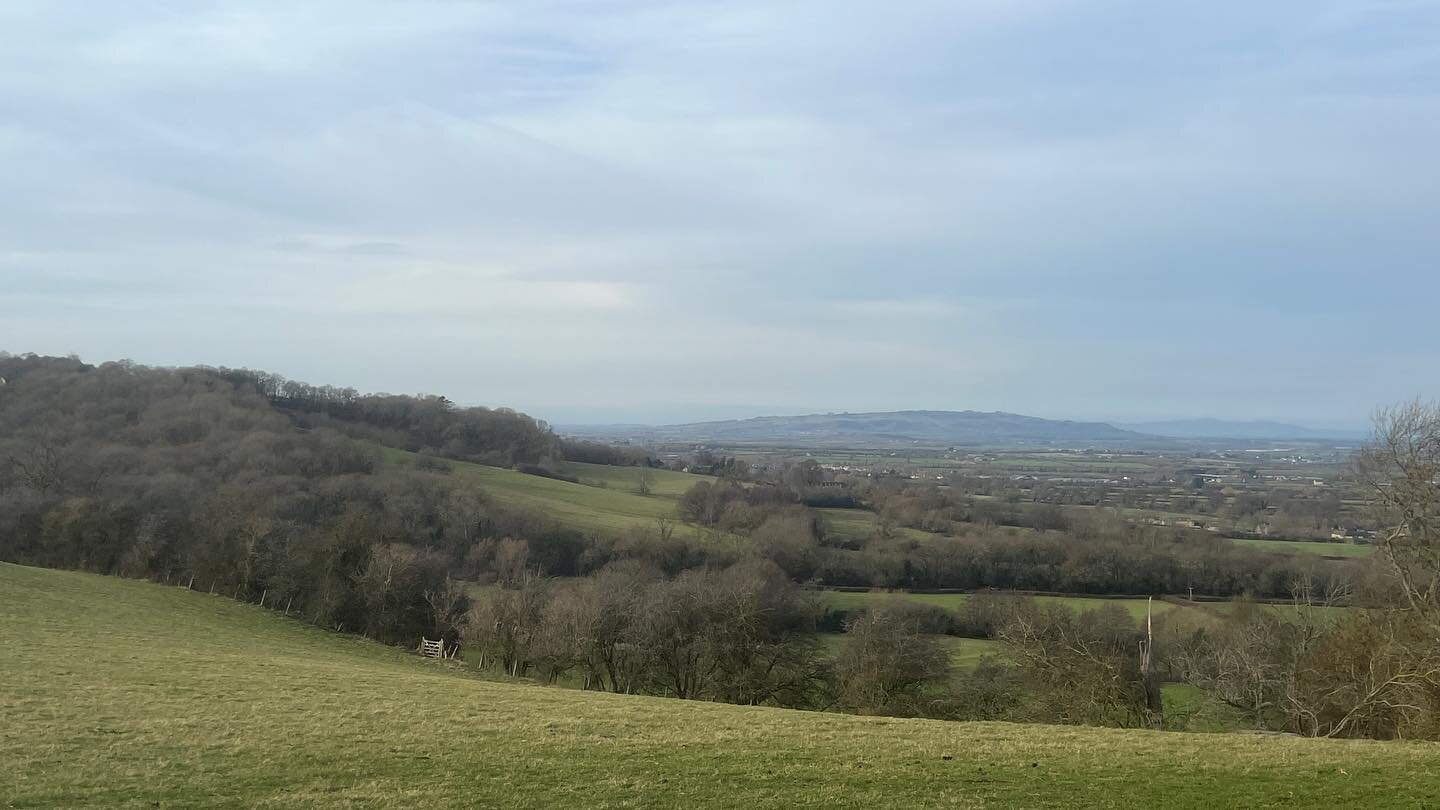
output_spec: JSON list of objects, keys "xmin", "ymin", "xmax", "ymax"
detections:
[{"xmin": 3, "ymin": 563, "xmax": 1438, "ymax": 808}]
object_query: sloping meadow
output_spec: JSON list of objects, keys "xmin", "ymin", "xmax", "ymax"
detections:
[{"xmin": 4, "ymin": 563, "xmax": 1438, "ymax": 808}]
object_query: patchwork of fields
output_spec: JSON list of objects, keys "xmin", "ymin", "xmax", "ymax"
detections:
[
  {"xmin": 380, "ymin": 451, "xmax": 1371, "ymax": 638},
  {"xmin": 5, "ymin": 563, "xmax": 1436, "ymax": 808},
  {"xmin": 387, "ymin": 449, "xmax": 1375, "ymax": 563}
]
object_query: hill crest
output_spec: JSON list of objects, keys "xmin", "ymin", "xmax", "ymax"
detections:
[{"xmin": 565, "ymin": 409, "xmax": 1146, "ymax": 446}]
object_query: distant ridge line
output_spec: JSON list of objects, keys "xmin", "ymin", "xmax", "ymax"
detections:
[{"xmin": 561, "ymin": 410, "xmax": 1364, "ymax": 446}]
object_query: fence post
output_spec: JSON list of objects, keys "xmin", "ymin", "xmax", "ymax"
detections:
[
  {"xmin": 260, "ymin": 589, "xmax": 267, "ymax": 608},
  {"xmin": 284, "ymin": 596, "xmax": 293, "ymax": 616},
  {"xmin": 187, "ymin": 574, "xmax": 195, "ymax": 590}
]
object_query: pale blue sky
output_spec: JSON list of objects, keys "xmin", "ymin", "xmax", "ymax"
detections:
[{"xmin": 2, "ymin": 1, "xmax": 1437, "ymax": 427}]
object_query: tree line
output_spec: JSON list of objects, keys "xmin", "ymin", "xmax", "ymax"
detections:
[
  {"xmin": 0, "ymin": 354, "xmax": 580, "ymax": 643},
  {"xmin": 674, "ymin": 476, "xmax": 1354, "ymax": 599},
  {"xmin": 461, "ymin": 561, "xmax": 1167, "ymax": 725},
  {"xmin": 212, "ymin": 366, "xmax": 559, "ymax": 467}
]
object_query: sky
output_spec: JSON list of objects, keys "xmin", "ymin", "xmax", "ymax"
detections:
[{"xmin": 2, "ymin": 1, "xmax": 1437, "ymax": 428}]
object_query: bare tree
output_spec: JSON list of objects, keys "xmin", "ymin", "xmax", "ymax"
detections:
[
  {"xmin": 1358, "ymin": 400, "xmax": 1440, "ymax": 618},
  {"xmin": 628, "ymin": 571, "xmax": 716, "ymax": 699},
  {"xmin": 464, "ymin": 570, "xmax": 549, "ymax": 676},
  {"xmin": 438, "ymin": 489, "xmax": 487, "ymax": 547},
  {"xmin": 492, "ymin": 538, "xmax": 530, "ymax": 587},
  {"xmin": 701, "ymin": 559, "xmax": 825, "ymax": 707},
  {"xmin": 357, "ymin": 543, "xmax": 422, "ymax": 638},
  {"xmin": 1000, "ymin": 603, "xmax": 1160, "ymax": 729},
  {"xmin": 529, "ymin": 579, "xmax": 595, "ymax": 684},
  {"xmin": 833, "ymin": 602, "xmax": 951, "ymax": 716},
  {"xmin": 7, "ymin": 428, "xmax": 69, "ymax": 494},
  {"xmin": 586, "ymin": 561, "xmax": 661, "ymax": 693},
  {"xmin": 633, "ymin": 465, "xmax": 653, "ymax": 496},
  {"xmin": 1171, "ymin": 583, "xmax": 1440, "ymax": 738},
  {"xmin": 423, "ymin": 577, "xmax": 470, "ymax": 639}
]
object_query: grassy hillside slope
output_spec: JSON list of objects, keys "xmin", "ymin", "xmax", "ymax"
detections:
[
  {"xmin": 555, "ymin": 460, "xmax": 707, "ymax": 497},
  {"xmin": 4, "ymin": 564, "xmax": 1438, "ymax": 808},
  {"xmin": 384, "ymin": 448, "xmax": 716, "ymax": 537}
]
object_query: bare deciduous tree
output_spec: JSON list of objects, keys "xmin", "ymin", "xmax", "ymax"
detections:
[
  {"xmin": 632, "ymin": 466, "xmax": 653, "ymax": 496},
  {"xmin": 492, "ymin": 538, "xmax": 530, "ymax": 588},
  {"xmin": 833, "ymin": 602, "xmax": 951, "ymax": 716},
  {"xmin": 423, "ymin": 576, "xmax": 469, "ymax": 639},
  {"xmin": 1000, "ymin": 603, "xmax": 1160, "ymax": 729},
  {"xmin": 1358, "ymin": 400, "xmax": 1440, "ymax": 618},
  {"xmin": 464, "ymin": 570, "xmax": 549, "ymax": 676}
]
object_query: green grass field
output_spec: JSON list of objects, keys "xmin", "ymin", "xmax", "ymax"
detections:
[
  {"xmin": 385, "ymin": 449, "xmax": 719, "ymax": 538},
  {"xmin": 939, "ymin": 635, "xmax": 1007, "ymax": 669},
  {"xmin": 818, "ymin": 590, "xmax": 1179, "ymax": 622},
  {"xmin": 556, "ymin": 460, "xmax": 711, "ymax": 498},
  {"xmin": 1199, "ymin": 600, "xmax": 1352, "ymax": 620},
  {"xmin": 390, "ymin": 450, "xmax": 943, "ymax": 547},
  {"xmin": 5, "ymin": 564, "xmax": 1439, "ymax": 808},
  {"xmin": 818, "ymin": 633, "xmax": 1005, "ymax": 671},
  {"xmin": 1229, "ymin": 537, "xmax": 1375, "ymax": 557},
  {"xmin": 816, "ymin": 508, "xmax": 935, "ymax": 543},
  {"xmin": 1160, "ymin": 684, "xmax": 1253, "ymax": 734}
]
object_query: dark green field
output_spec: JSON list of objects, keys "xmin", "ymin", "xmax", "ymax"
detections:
[
  {"xmin": 819, "ymin": 589, "xmax": 1181, "ymax": 622},
  {"xmin": 5, "ymin": 563, "xmax": 1439, "ymax": 808},
  {"xmin": 1229, "ymin": 537, "xmax": 1375, "ymax": 557}
]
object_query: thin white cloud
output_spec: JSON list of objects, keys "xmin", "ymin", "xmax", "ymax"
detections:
[
  {"xmin": 1, "ymin": 0, "xmax": 1436, "ymax": 424},
  {"xmin": 336, "ymin": 275, "xmax": 642, "ymax": 316}
]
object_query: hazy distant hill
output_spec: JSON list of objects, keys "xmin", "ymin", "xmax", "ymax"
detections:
[
  {"xmin": 565, "ymin": 410, "xmax": 1147, "ymax": 446},
  {"xmin": 1116, "ymin": 418, "xmax": 1365, "ymax": 441}
]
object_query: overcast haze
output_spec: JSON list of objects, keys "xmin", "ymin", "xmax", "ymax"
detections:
[{"xmin": 3, "ymin": 1, "xmax": 1437, "ymax": 428}]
